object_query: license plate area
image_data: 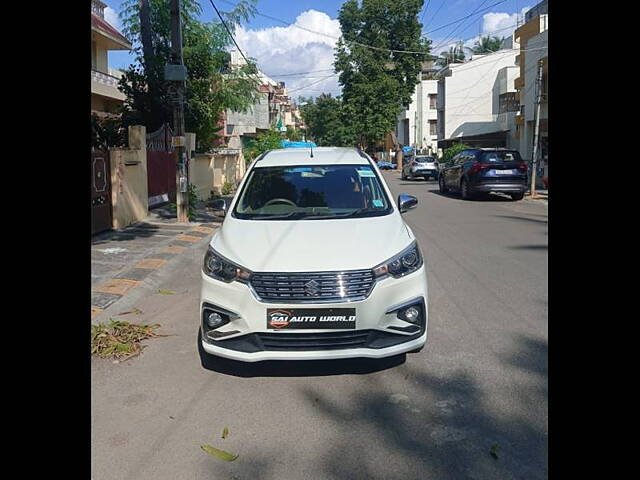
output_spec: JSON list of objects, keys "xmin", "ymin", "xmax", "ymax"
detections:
[
  {"xmin": 267, "ymin": 308, "xmax": 356, "ymax": 330},
  {"xmin": 494, "ymin": 169, "xmax": 515, "ymax": 175}
]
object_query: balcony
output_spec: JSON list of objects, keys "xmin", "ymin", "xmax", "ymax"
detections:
[{"xmin": 91, "ymin": 69, "xmax": 126, "ymax": 101}]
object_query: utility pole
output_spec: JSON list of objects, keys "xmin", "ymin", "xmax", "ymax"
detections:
[
  {"xmin": 167, "ymin": 0, "xmax": 189, "ymax": 222},
  {"xmin": 529, "ymin": 59, "xmax": 544, "ymax": 197}
]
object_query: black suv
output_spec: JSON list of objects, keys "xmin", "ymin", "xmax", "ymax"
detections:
[{"xmin": 439, "ymin": 148, "xmax": 528, "ymax": 200}]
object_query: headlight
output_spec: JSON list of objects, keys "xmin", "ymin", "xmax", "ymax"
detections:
[
  {"xmin": 373, "ymin": 241, "xmax": 423, "ymax": 279},
  {"xmin": 203, "ymin": 247, "xmax": 252, "ymax": 283}
]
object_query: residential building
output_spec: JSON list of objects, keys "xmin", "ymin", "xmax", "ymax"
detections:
[
  {"xmin": 436, "ymin": 43, "xmax": 519, "ymax": 151},
  {"xmin": 91, "ymin": 0, "xmax": 132, "ymax": 117},
  {"xmin": 396, "ymin": 61, "xmax": 440, "ymax": 155},
  {"xmin": 514, "ymin": 0, "xmax": 548, "ymax": 170}
]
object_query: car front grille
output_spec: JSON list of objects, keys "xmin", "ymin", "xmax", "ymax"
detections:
[
  {"xmin": 250, "ymin": 269, "xmax": 376, "ymax": 303},
  {"xmin": 258, "ymin": 331, "xmax": 371, "ymax": 351}
]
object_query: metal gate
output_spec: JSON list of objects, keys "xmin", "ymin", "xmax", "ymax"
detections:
[
  {"xmin": 91, "ymin": 150, "xmax": 113, "ymax": 235},
  {"xmin": 146, "ymin": 123, "xmax": 176, "ymax": 208}
]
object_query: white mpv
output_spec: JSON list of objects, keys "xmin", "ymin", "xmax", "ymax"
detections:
[{"xmin": 200, "ymin": 147, "xmax": 428, "ymax": 362}]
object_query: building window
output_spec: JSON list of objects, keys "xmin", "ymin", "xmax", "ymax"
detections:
[
  {"xmin": 91, "ymin": 41, "xmax": 97, "ymax": 70},
  {"xmin": 499, "ymin": 92, "xmax": 519, "ymax": 113},
  {"xmin": 429, "ymin": 120, "xmax": 437, "ymax": 136},
  {"xmin": 429, "ymin": 94, "xmax": 437, "ymax": 109},
  {"xmin": 226, "ymin": 124, "xmax": 234, "ymax": 135}
]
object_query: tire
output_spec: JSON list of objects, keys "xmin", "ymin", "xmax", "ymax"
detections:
[
  {"xmin": 511, "ymin": 192, "xmax": 524, "ymax": 201},
  {"xmin": 439, "ymin": 175, "xmax": 449, "ymax": 193},
  {"xmin": 461, "ymin": 178, "xmax": 473, "ymax": 200},
  {"xmin": 401, "ymin": 171, "xmax": 407, "ymax": 180}
]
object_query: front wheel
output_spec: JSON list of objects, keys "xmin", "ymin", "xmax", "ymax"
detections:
[
  {"xmin": 439, "ymin": 175, "xmax": 449, "ymax": 193},
  {"xmin": 511, "ymin": 192, "xmax": 524, "ymax": 201}
]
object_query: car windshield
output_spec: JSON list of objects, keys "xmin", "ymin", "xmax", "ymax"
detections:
[
  {"xmin": 415, "ymin": 157, "xmax": 436, "ymax": 163},
  {"xmin": 233, "ymin": 164, "xmax": 393, "ymax": 220},
  {"xmin": 481, "ymin": 151, "xmax": 522, "ymax": 163}
]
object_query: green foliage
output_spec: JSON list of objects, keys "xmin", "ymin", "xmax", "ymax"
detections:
[
  {"xmin": 221, "ymin": 182, "xmax": 235, "ymax": 196},
  {"xmin": 299, "ymin": 94, "xmax": 355, "ymax": 147},
  {"xmin": 436, "ymin": 45, "xmax": 465, "ymax": 67},
  {"xmin": 187, "ymin": 183, "xmax": 198, "ymax": 221},
  {"xmin": 335, "ymin": 0, "xmax": 430, "ymax": 149},
  {"xmin": 285, "ymin": 125, "xmax": 302, "ymax": 142},
  {"xmin": 91, "ymin": 113, "xmax": 127, "ymax": 150},
  {"xmin": 472, "ymin": 36, "xmax": 503, "ymax": 54},
  {"xmin": 441, "ymin": 143, "xmax": 470, "ymax": 165},
  {"xmin": 118, "ymin": 0, "xmax": 259, "ymax": 153},
  {"xmin": 245, "ymin": 128, "xmax": 283, "ymax": 162}
]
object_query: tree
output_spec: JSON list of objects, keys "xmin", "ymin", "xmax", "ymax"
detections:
[
  {"xmin": 299, "ymin": 94, "xmax": 355, "ymax": 147},
  {"xmin": 335, "ymin": 0, "xmax": 431, "ymax": 150},
  {"xmin": 118, "ymin": 0, "xmax": 260, "ymax": 152},
  {"xmin": 245, "ymin": 128, "xmax": 283, "ymax": 162},
  {"xmin": 285, "ymin": 125, "xmax": 302, "ymax": 141},
  {"xmin": 472, "ymin": 35, "xmax": 503, "ymax": 54},
  {"xmin": 436, "ymin": 45, "xmax": 465, "ymax": 67}
]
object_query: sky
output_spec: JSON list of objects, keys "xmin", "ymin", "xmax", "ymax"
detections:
[{"xmin": 102, "ymin": 0, "xmax": 532, "ymax": 100}]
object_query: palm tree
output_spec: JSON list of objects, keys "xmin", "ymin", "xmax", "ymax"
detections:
[
  {"xmin": 435, "ymin": 45, "xmax": 465, "ymax": 68},
  {"xmin": 471, "ymin": 35, "xmax": 504, "ymax": 54}
]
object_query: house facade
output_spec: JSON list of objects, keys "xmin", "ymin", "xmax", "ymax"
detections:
[
  {"xmin": 91, "ymin": 0, "xmax": 131, "ymax": 117},
  {"xmin": 436, "ymin": 45, "xmax": 519, "ymax": 151},
  {"xmin": 514, "ymin": 0, "xmax": 548, "ymax": 169}
]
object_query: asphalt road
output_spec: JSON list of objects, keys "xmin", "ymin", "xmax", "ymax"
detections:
[{"xmin": 92, "ymin": 172, "xmax": 548, "ymax": 480}]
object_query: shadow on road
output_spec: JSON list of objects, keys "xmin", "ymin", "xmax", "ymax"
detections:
[
  {"xmin": 91, "ymin": 222, "xmax": 161, "ymax": 244},
  {"xmin": 508, "ymin": 245, "xmax": 548, "ymax": 251},
  {"xmin": 427, "ymin": 190, "xmax": 516, "ymax": 202},
  {"xmin": 197, "ymin": 331, "xmax": 406, "ymax": 377},
  {"xmin": 494, "ymin": 215, "xmax": 548, "ymax": 224},
  {"xmin": 299, "ymin": 334, "xmax": 548, "ymax": 479}
]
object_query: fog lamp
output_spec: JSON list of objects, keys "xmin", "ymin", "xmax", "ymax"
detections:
[
  {"xmin": 207, "ymin": 312, "xmax": 225, "ymax": 329},
  {"xmin": 404, "ymin": 306, "xmax": 420, "ymax": 324}
]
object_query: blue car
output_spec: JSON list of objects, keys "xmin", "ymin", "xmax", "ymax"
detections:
[{"xmin": 377, "ymin": 161, "xmax": 397, "ymax": 170}]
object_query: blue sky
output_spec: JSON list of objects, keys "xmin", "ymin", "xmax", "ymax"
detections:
[{"xmin": 102, "ymin": 0, "xmax": 531, "ymax": 98}]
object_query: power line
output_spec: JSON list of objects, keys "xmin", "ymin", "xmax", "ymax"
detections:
[
  {"xmin": 424, "ymin": 0, "xmax": 448, "ymax": 31},
  {"xmin": 426, "ymin": 0, "xmax": 507, "ymax": 36},
  {"xmin": 434, "ymin": 0, "xmax": 491, "ymax": 52},
  {"xmin": 420, "ymin": 0, "xmax": 432, "ymax": 24},
  {"xmin": 286, "ymin": 74, "xmax": 337, "ymax": 94}
]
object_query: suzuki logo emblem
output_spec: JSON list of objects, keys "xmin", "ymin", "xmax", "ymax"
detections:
[{"xmin": 305, "ymin": 280, "xmax": 320, "ymax": 296}]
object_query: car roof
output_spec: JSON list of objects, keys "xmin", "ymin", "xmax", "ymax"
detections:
[{"xmin": 256, "ymin": 147, "xmax": 370, "ymax": 167}]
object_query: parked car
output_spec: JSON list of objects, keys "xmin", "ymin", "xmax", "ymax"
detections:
[
  {"xmin": 377, "ymin": 161, "xmax": 397, "ymax": 170},
  {"xmin": 402, "ymin": 156, "xmax": 439, "ymax": 181},
  {"xmin": 439, "ymin": 148, "xmax": 527, "ymax": 200},
  {"xmin": 201, "ymin": 147, "xmax": 428, "ymax": 362}
]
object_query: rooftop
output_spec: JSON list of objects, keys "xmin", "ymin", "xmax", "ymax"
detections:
[{"xmin": 256, "ymin": 147, "xmax": 370, "ymax": 167}]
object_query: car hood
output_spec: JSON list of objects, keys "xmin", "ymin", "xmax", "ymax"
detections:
[{"xmin": 211, "ymin": 213, "xmax": 414, "ymax": 272}]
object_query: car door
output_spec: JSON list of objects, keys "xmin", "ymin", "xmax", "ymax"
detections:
[
  {"xmin": 450, "ymin": 152, "xmax": 467, "ymax": 189},
  {"xmin": 443, "ymin": 154, "xmax": 458, "ymax": 187}
]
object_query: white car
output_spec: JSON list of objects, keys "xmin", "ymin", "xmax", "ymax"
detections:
[
  {"xmin": 200, "ymin": 147, "xmax": 428, "ymax": 362},
  {"xmin": 402, "ymin": 155, "xmax": 440, "ymax": 181}
]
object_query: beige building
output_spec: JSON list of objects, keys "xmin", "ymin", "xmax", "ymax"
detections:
[
  {"xmin": 91, "ymin": 0, "xmax": 132, "ymax": 117},
  {"xmin": 514, "ymin": 0, "xmax": 548, "ymax": 169}
]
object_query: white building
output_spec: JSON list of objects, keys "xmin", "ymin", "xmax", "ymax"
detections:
[
  {"xmin": 436, "ymin": 45, "xmax": 520, "ymax": 151},
  {"xmin": 396, "ymin": 68, "xmax": 440, "ymax": 155}
]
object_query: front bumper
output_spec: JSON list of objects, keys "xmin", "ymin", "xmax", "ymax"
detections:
[{"xmin": 200, "ymin": 266, "xmax": 428, "ymax": 362}]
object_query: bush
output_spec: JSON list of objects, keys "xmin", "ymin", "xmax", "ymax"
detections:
[
  {"xmin": 441, "ymin": 143, "xmax": 470, "ymax": 166},
  {"xmin": 221, "ymin": 182, "xmax": 235, "ymax": 196}
]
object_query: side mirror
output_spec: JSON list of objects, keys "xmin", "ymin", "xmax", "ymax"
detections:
[
  {"xmin": 398, "ymin": 194, "xmax": 418, "ymax": 213},
  {"xmin": 210, "ymin": 198, "xmax": 228, "ymax": 217}
]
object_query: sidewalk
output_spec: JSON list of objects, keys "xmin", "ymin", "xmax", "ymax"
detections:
[
  {"xmin": 91, "ymin": 201, "xmax": 220, "ymax": 321},
  {"xmin": 525, "ymin": 188, "xmax": 548, "ymax": 202}
]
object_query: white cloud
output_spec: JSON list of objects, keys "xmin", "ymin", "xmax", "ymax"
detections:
[
  {"xmin": 430, "ymin": 6, "xmax": 531, "ymax": 58},
  {"xmin": 104, "ymin": 6, "xmax": 122, "ymax": 32},
  {"xmin": 235, "ymin": 10, "xmax": 341, "ymax": 99}
]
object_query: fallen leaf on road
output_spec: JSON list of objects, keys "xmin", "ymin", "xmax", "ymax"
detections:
[
  {"xmin": 117, "ymin": 308, "xmax": 144, "ymax": 316},
  {"xmin": 222, "ymin": 426, "xmax": 229, "ymax": 439},
  {"xmin": 157, "ymin": 289, "xmax": 175, "ymax": 295},
  {"xmin": 201, "ymin": 445, "xmax": 238, "ymax": 461},
  {"xmin": 490, "ymin": 444, "xmax": 499, "ymax": 459}
]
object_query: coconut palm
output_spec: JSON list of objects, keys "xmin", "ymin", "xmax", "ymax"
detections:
[
  {"xmin": 471, "ymin": 35, "xmax": 504, "ymax": 54},
  {"xmin": 435, "ymin": 45, "xmax": 465, "ymax": 67}
]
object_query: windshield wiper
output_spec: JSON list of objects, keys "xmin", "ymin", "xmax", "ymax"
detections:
[
  {"xmin": 302, "ymin": 208, "xmax": 374, "ymax": 220},
  {"xmin": 251, "ymin": 212, "xmax": 305, "ymax": 220}
]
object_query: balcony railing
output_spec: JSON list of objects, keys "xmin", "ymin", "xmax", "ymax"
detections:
[{"xmin": 91, "ymin": 69, "xmax": 120, "ymax": 88}]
